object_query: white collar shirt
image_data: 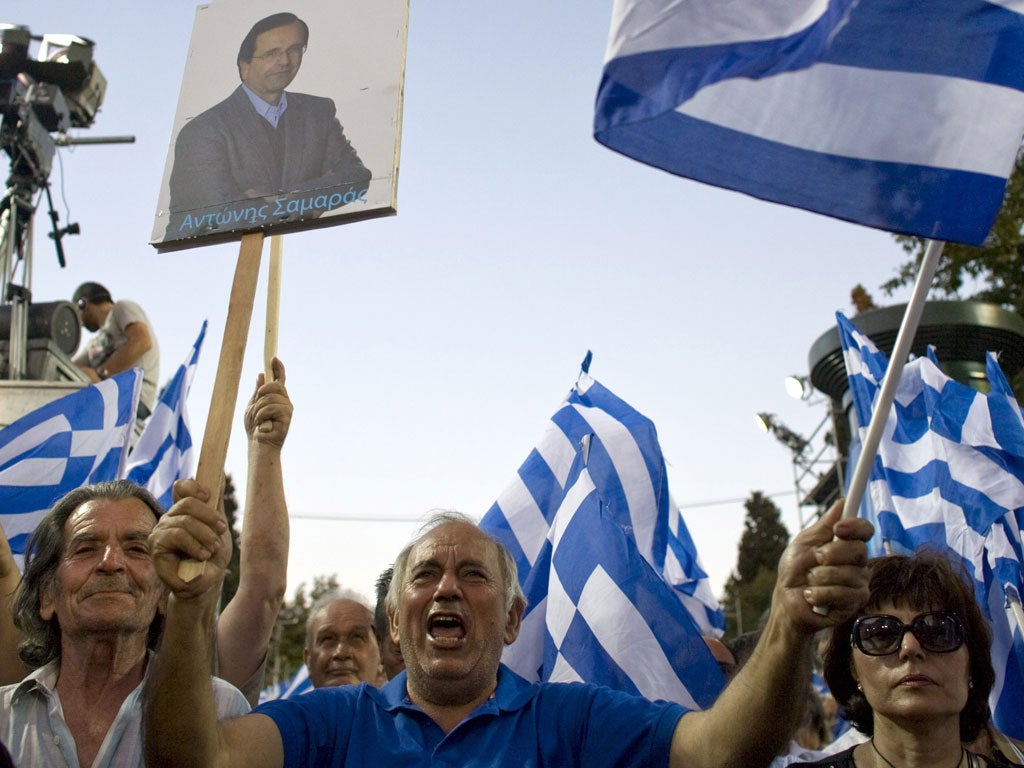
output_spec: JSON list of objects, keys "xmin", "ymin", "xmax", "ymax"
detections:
[{"xmin": 0, "ymin": 654, "xmax": 249, "ymax": 768}]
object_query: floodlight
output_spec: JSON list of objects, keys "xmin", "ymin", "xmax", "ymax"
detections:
[
  {"xmin": 785, "ymin": 374, "xmax": 812, "ymax": 400},
  {"xmin": 755, "ymin": 411, "xmax": 810, "ymax": 456}
]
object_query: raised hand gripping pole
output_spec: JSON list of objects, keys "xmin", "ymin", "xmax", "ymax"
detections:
[{"xmin": 812, "ymin": 239, "xmax": 946, "ymax": 615}]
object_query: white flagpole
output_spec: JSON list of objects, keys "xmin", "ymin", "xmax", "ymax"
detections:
[
  {"xmin": 841, "ymin": 238, "xmax": 946, "ymax": 520},
  {"xmin": 814, "ymin": 238, "xmax": 945, "ymax": 615},
  {"xmin": 1007, "ymin": 584, "xmax": 1024, "ymax": 640}
]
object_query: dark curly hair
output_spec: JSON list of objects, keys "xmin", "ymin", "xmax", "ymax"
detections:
[
  {"xmin": 822, "ymin": 552, "xmax": 993, "ymax": 741},
  {"xmin": 13, "ymin": 480, "xmax": 165, "ymax": 668}
]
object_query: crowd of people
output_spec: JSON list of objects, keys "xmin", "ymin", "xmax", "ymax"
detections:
[{"xmin": 0, "ymin": 300, "xmax": 1022, "ymax": 765}]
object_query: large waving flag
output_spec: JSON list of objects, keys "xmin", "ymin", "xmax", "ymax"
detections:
[
  {"xmin": 595, "ymin": 0, "xmax": 1024, "ymax": 245},
  {"xmin": 480, "ymin": 363, "xmax": 725, "ymax": 708},
  {"xmin": 125, "ymin": 321, "xmax": 207, "ymax": 508},
  {"xmin": 0, "ymin": 371, "xmax": 142, "ymax": 565},
  {"xmin": 838, "ymin": 311, "xmax": 1024, "ymax": 738}
]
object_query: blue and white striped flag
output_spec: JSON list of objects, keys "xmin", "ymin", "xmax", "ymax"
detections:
[
  {"xmin": 259, "ymin": 664, "xmax": 313, "ymax": 704},
  {"xmin": 124, "ymin": 322, "xmax": 206, "ymax": 508},
  {"xmin": 481, "ymin": 367, "xmax": 725, "ymax": 708},
  {"xmin": 0, "ymin": 371, "xmax": 142, "ymax": 566},
  {"xmin": 595, "ymin": 0, "xmax": 1024, "ymax": 245},
  {"xmin": 837, "ymin": 311, "xmax": 1024, "ymax": 738},
  {"xmin": 972, "ymin": 351, "xmax": 1024, "ymax": 737}
]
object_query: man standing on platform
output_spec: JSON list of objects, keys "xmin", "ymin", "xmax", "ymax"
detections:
[{"xmin": 72, "ymin": 281, "xmax": 159, "ymax": 425}]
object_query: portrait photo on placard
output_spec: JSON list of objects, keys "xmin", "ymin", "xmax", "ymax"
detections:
[{"xmin": 151, "ymin": 0, "xmax": 407, "ymax": 250}]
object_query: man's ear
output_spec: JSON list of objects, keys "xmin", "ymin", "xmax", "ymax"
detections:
[
  {"xmin": 39, "ymin": 585, "xmax": 55, "ymax": 622},
  {"xmin": 503, "ymin": 597, "xmax": 525, "ymax": 646},
  {"xmin": 388, "ymin": 605, "xmax": 400, "ymax": 648}
]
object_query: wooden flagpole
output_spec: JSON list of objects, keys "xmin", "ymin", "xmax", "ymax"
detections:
[
  {"xmin": 178, "ymin": 231, "xmax": 264, "ymax": 581},
  {"xmin": 264, "ymin": 235, "xmax": 283, "ymax": 383},
  {"xmin": 258, "ymin": 235, "xmax": 283, "ymax": 433}
]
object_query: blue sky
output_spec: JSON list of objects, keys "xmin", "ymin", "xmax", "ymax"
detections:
[{"xmin": 5, "ymin": 1, "xmax": 912, "ymax": 604}]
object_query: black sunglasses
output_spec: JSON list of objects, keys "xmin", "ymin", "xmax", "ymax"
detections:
[
  {"xmin": 852, "ymin": 611, "xmax": 965, "ymax": 656},
  {"xmin": 76, "ymin": 298, "xmax": 88, "ymax": 310}
]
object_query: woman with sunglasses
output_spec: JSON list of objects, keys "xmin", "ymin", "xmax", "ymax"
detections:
[{"xmin": 790, "ymin": 552, "xmax": 1004, "ymax": 768}]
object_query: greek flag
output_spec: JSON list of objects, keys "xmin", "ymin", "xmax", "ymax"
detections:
[
  {"xmin": 595, "ymin": 0, "xmax": 1024, "ymax": 245},
  {"xmin": 837, "ymin": 311, "xmax": 1024, "ymax": 738},
  {"xmin": 124, "ymin": 322, "xmax": 206, "ymax": 508},
  {"xmin": 259, "ymin": 665, "xmax": 313, "ymax": 703},
  {"xmin": 480, "ymin": 365, "xmax": 725, "ymax": 709},
  {"xmin": 0, "ymin": 371, "xmax": 142, "ymax": 566}
]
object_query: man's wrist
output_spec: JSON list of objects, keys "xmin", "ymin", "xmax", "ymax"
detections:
[{"xmin": 97, "ymin": 366, "xmax": 109, "ymax": 380}]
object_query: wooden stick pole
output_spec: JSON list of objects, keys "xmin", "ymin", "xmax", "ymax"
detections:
[
  {"xmin": 259, "ymin": 236, "xmax": 283, "ymax": 432},
  {"xmin": 178, "ymin": 232, "xmax": 264, "ymax": 581},
  {"xmin": 264, "ymin": 236, "xmax": 282, "ymax": 381}
]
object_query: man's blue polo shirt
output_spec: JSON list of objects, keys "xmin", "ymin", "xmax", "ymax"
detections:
[{"xmin": 256, "ymin": 663, "xmax": 687, "ymax": 766}]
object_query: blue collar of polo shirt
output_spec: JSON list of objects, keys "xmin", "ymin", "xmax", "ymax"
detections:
[{"xmin": 374, "ymin": 663, "xmax": 541, "ymax": 715}]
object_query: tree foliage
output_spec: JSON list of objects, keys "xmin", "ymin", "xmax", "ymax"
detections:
[
  {"xmin": 721, "ymin": 491, "xmax": 790, "ymax": 641},
  {"xmin": 266, "ymin": 574, "xmax": 340, "ymax": 686},
  {"xmin": 883, "ymin": 151, "xmax": 1024, "ymax": 314},
  {"xmin": 882, "ymin": 150, "xmax": 1024, "ymax": 394}
]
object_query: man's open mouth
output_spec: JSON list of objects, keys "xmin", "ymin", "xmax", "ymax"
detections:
[{"xmin": 427, "ymin": 613, "xmax": 467, "ymax": 646}]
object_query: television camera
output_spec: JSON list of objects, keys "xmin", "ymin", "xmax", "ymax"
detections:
[
  {"xmin": 1, "ymin": 24, "xmax": 106, "ymax": 177},
  {"xmin": 0, "ymin": 24, "xmax": 108, "ymax": 386}
]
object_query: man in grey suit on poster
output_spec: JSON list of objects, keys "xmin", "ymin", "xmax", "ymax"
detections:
[{"xmin": 167, "ymin": 12, "xmax": 371, "ymax": 240}]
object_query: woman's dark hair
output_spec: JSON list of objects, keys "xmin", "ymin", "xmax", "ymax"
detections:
[
  {"xmin": 237, "ymin": 12, "xmax": 309, "ymax": 69},
  {"xmin": 13, "ymin": 480, "xmax": 165, "ymax": 668},
  {"xmin": 823, "ymin": 552, "xmax": 994, "ymax": 741}
]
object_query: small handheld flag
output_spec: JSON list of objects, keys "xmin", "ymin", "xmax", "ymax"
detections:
[{"xmin": 125, "ymin": 322, "xmax": 207, "ymax": 508}]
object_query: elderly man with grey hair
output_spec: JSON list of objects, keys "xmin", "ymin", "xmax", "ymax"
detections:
[
  {"xmin": 0, "ymin": 481, "xmax": 248, "ymax": 768},
  {"xmin": 303, "ymin": 591, "xmax": 384, "ymax": 688}
]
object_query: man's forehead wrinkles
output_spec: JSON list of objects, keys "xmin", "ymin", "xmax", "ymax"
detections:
[
  {"xmin": 408, "ymin": 555, "xmax": 496, "ymax": 584},
  {"xmin": 67, "ymin": 531, "xmax": 101, "ymax": 546},
  {"xmin": 68, "ymin": 522, "xmax": 152, "ymax": 539},
  {"xmin": 412, "ymin": 545, "xmax": 488, "ymax": 565},
  {"xmin": 409, "ymin": 529, "xmax": 501, "ymax": 572}
]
